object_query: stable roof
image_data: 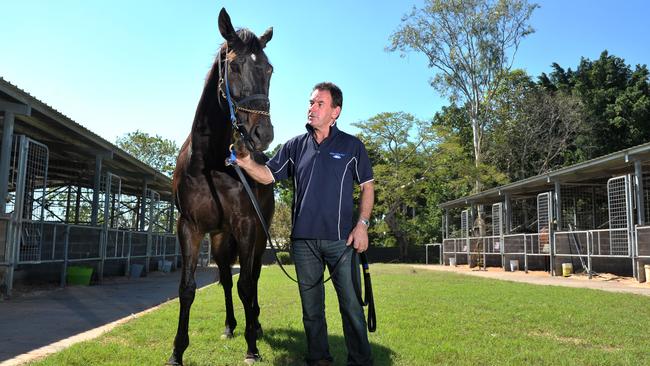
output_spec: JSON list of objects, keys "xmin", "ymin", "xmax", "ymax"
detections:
[
  {"xmin": 440, "ymin": 141, "xmax": 650, "ymax": 209},
  {"xmin": 0, "ymin": 77, "xmax": 173, "ymax": 200}
]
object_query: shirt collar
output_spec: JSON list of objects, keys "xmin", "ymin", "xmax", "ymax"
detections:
[{"xmin": 305, "ymin": 123, "xmax": 340, "ymax": 144}]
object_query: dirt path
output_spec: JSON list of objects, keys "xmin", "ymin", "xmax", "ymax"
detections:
[{"xmin": 412, "ymin": 264, "xmax": 650, "ymax": 297}]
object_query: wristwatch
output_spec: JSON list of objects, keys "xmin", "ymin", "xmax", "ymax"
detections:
[{"xmin": 359, "ymin": 218, "xmax": 370, "ymax": 227}]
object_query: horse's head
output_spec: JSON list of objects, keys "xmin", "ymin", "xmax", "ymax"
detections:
[{"xmin": 218, "ymin": 8, "xmax": 274, "ymax": 152}]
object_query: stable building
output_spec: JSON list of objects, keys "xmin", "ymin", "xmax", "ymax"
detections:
[
  {"xmin": 0, "ymin": 78, "xmax": 193, "ymax": 296},
  {"xmin": 440, "ymin": 141, "xmax": 650, "ymax": 281}
]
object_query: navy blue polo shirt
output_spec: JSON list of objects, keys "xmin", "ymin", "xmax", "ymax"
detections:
[{"xmin": 266, "ymin": 124, "xmax": 373, "ymax": 240}]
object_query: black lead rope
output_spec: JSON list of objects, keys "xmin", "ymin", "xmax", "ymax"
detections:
[
  {"xmin": 229, "ymin": 161, "xmax": 376, "ymax": 332},
  {"xmin": 352, "ymin": 252, "xmax": 377, "ymax": 332}
]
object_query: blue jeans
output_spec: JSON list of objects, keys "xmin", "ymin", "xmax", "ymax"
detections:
[{"xmin": 291, "ymin": 239, "xmax": 373, "ymax": 366}]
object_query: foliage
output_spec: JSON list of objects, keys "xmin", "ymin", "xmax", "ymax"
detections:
[
  {"xmin": 354, "ymin": 112, "xmax": 506, "ymax": 257},
  {"xmin": 31, "ymin": 265, "xmax": 650, "ymax": 366},
  {"xmin": 538, "ymin": 50, "xmax": 650, "ymax": 160},
  {"xmin": 268, "ymin": 144, "xmax": 293, "ymax": 249},
  {"xmin": 275, "ymin": 251, "xmax": 293, "ymax": 265},
  {"xmin": 354, "ymin": 112, "xmax": 435, "ymax": 257},
  {"xmin": 116, "ymin": 130, "xmax": 179, "ymax": 177},
  {"xmin": 484, "ymin": 70, "xmax": 588, "ymax": 181},
  {"xmin": 388, "ymin": 0, "xmax": 538, "ymax": 192}
]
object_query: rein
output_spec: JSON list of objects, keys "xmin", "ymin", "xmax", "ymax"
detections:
[{"xmin": 219, "ymin": 48, "xmax": 376, "ymax": 332}]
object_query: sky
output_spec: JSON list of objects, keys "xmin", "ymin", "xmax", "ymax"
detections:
[{"xmin": 2, "ymin": 0, "xmax": 649, "ymax": 150}]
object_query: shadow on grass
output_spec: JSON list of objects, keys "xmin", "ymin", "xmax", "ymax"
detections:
[{"xmin": 262, "ymin": 328, "xmax": 395, "ymax": 366}]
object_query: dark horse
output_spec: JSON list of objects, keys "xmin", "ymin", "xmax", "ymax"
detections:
[{"xmin": 167, "ymin": 8, "xmax": 274, "ymax": 366}]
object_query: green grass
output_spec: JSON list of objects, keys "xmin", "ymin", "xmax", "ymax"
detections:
[{"xmin": 30, "ymin": 264, "xmax": 650, "ymax": 365}]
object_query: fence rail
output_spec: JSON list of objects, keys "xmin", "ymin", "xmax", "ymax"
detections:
[
  {"xmin": 636, "ymin": 225, "xmax": 650, "ymax": 258},
  {"xmin": 1, "ymin": 216, "xmax": 187, "ymax": 294}
]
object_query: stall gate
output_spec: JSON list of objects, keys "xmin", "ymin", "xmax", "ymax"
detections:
[
  {"xmin": 537, "ymin": 192, "xmax": 552, "ymax": 254},
  {"xmin": 13, "ymin": 136, "xmax": 49, "ymax": 263},
  {"xmin": 3, "ymin": 136, "xmax": 49, "ymax": 295},
  {"xmin": 607, "ymin": 175, "xmax": 632, "ymax": 256},
  {"xmin": 492, "ymin": 203, "xmax": 502, "ymax": 250}
]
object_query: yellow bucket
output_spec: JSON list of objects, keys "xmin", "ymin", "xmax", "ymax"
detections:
[{"xmin": 562, "ymin": 263, "xmax": 573, "ymax": 277}]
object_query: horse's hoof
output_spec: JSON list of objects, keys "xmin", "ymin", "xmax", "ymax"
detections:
[
  {"xmin": 221, "ymin": 327, "xmax": 235, "ymax": 339},
  {"xmin": 244, "ymin": 353, "xmax": 262, "ymax": 364},
  {"xmin": 165, "ymin": 356, "xmax": 182, "ymax": 366}
]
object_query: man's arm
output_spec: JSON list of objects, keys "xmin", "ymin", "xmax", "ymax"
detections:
[
  {"xmin": 235, "ymin": 154, "xmax": 275, "ymax": 185},
  {"xmin": 346, "ymin": 180, "xmax": 374, "ymax": 253}
]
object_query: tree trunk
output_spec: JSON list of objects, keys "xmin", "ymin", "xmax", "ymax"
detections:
[{"xmin": 470, "ymin": 113, "xmax": 487, "ymax": 237}]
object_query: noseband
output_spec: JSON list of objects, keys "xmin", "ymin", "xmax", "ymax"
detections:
[{"xmin": 217, "ymin": 48, "xmax": 270, "ymax": 152}]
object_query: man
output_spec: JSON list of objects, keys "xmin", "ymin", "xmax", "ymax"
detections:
[{"xmin": 235, "ymin": 82, "xmax": 374, "ymax": 366}]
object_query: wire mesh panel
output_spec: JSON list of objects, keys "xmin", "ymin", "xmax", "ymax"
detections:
[
  {"xmin": 537, "ymin": 192, "xmax": 551, "ymax": 253},
  {"xmin": 510, "ymin": 197, "xmax": 537, "ymax": 233},
  {"xmin": 17, "ymin": 138, "xmax": 49, "ymax": 262},
  {"xmin": 607, "ymin": 175, "xmax": 630, "ymax": 255},
  {"xmin": 460, "ymin": 210, "xmax": 469, "ymax": 239},
  {"xmin": 492, "ymin": 203, "xmax": 502, "ymax": 251},
  {"xmin": 561, "ymin": 185, "xmax": 608, "ymax": 230}
]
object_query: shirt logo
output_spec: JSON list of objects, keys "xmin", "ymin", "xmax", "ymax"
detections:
[{"xmin": 329, "ymin": 152, "xmax": 346, "ymax": 160}]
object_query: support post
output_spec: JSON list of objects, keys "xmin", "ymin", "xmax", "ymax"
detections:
[
  {"xmin": 90, "ymin": 156, "xmax": 102, "ymax": 226},
  {"xmin": 444, "ymin": 209, "xmax": 449, "ymax": 240},
  {"xmin": 0, "ymin": 111, "xmax": 15, "ymax": 214},
  {"xmin": 504, "ymin": 193, "xmax": 512, "ymax": 234},
  {"xmin": 140, "ymin": 182, "xmax": 148, "ymax": 231},
  {"xmin": 552, "ymin": 181, "xmax": 561, "ymax": 276},
  {"xmin": 635, "ymin": 161, "xmax": 645, "ymax": 226}
]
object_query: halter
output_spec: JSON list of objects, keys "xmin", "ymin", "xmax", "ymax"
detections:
[{"xmin": 217, "ymin": 47, "xmax": 271, "ymax": 152}]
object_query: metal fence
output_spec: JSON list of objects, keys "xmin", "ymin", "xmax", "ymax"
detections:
[
  {"xmin": 636, "ymin": 225, "xmax": 650, "ymax": 258},
  {"xmin": 0, "ymin": 215, "xmax": 10, "ymax": 263},
  {"xmin": 16, "ymin": 220, "xmax": 177, "ymax": 262}
]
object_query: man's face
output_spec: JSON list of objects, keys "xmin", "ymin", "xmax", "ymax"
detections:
[{"xmin": 307, "ymin": 89, "xmax": 341, "ymax": 130}]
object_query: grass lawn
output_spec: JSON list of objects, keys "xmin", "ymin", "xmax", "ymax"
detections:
[{"xmin": 30, "ymin": 264, "xmax": 650, "ymax": 365}]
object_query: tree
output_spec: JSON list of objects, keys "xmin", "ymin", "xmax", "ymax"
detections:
[
  {"xmin": 485, "ymin": 70, "xmax": 587, "ymax": 181},
  {"xmin": 354, "ymin": 112, "xmax": 434, "ymax": 258},
  {"xmin": 539, "ymin": 51, "xmax": 650, "ymax": 159},
  {"xmin": 388, "ymin": 0, "xmax": 538, "ymax": 194},
  {"xmin": 116, "ymin": 130, "xmax": 179, "ymax": 176},
  {"xmin": 268, "ymin": 144, "xmax": 292, "ymax": 249}
]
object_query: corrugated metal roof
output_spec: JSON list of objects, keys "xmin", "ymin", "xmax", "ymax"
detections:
[
  {"xmin": 0, "ymin": 77, "xmax": 173, "ymax": 199},
  {"xmin": 440, "ymin": 140, "xmax": 650, "ymax": 209}
]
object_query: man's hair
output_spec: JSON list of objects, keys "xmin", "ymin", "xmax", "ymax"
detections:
[{"xmin": 313, "ymin": 82, "xmax": 343, "ymax": 109}]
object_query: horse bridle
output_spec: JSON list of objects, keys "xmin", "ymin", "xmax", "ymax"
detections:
[{"xmin": 217, "ymin": 47, "xmax": 270, "ymax": 152}]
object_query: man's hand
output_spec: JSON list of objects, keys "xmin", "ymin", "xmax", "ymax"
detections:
[{"xmin": 346, "ymin": 221, "xmax": 369, "ymax": 253}]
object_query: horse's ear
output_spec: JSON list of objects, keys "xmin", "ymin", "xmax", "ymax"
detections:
[
  {"xmin": 218, "ymin": 8, "xmax": 244, "ymax": 50},
  {"xmin": 259, "ymin": 27, "xmax": 273, "ymax": 48}
]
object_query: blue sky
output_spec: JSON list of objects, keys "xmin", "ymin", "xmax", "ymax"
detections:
[{"xmin": 2, "ymin": 0, "xmax": 649, "ymax": 149}]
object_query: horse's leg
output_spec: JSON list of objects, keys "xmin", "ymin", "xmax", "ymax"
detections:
[
  {"xmin": 167, "ymin": 218, "xmax": 203, "ymax": 366},
  {"xmin": 234, "ymin": 223, "xmax": 266, "ymax": 364},
  {"xmin": 211, "ymin": 232, "xmax": 237, "ymax": 339}
]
